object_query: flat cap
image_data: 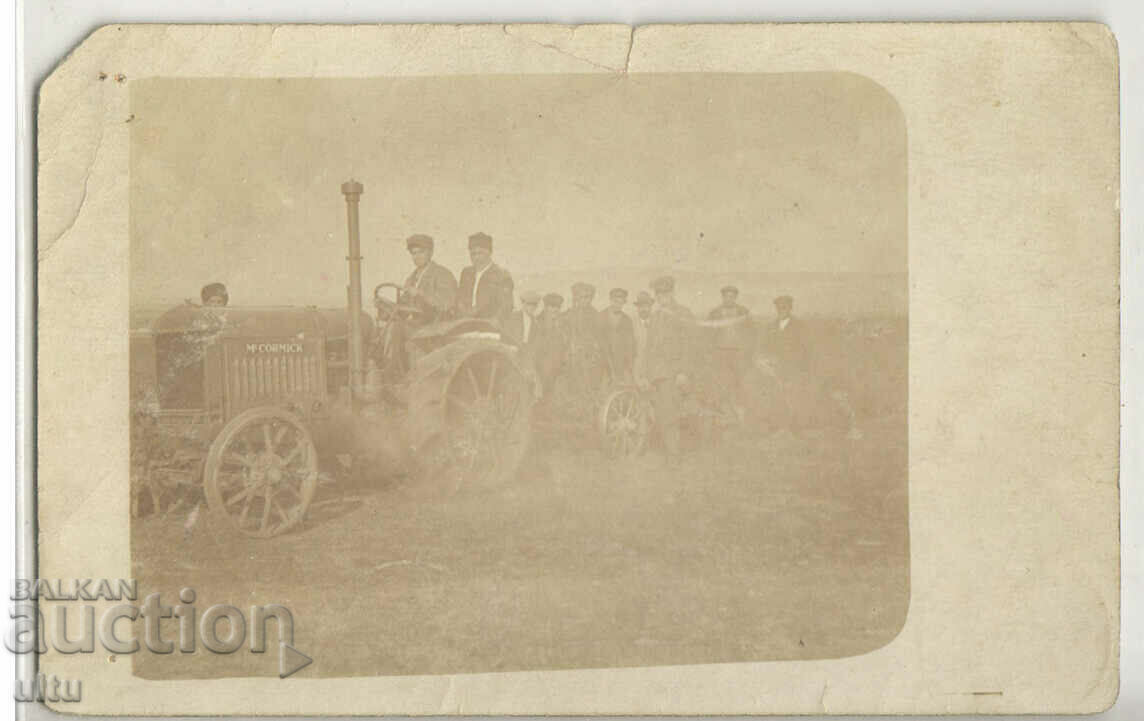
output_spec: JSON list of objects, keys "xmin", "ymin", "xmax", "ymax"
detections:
[
  {"xmin": 571, "ymin": 282, "xmax": 596, "ymax": 297},
  {"xmin": 650, "ymin": 276, "xmax": 675, "ymax": 293},
  {"xmin": 610, "ymin": 287, "xmax": 628, "ymax": 300},
  {"xmin": 520, "ymin": 290, "xmax": 542, "ymax": 304},
  {"xmin": 405, "ymin": 234, "xmax": 434, "ymax": 251},
  {"xmin": 468, "ymin": 232, "xmax": 493, "ymax": 250},
  {"xmin": 634, "ymin": 290, "xmax": 654, "ymax": 306},
  {"xmin": 721, "ymin": 285, "xmax": 739, "ymax": 296},
  {"xmin": 543, "ymin": 293, "xmax": 565, "ymax": 308},
  {"xmin": 773, "ymin": 295, "xmax": 794, "ymax": 307}
]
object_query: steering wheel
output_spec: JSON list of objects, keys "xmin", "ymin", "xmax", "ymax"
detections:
[{"xmin": 373, "ymin": 282, "xmax": 425, "ymax": 320}]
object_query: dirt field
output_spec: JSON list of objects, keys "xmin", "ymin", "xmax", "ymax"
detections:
[{"xmin": 132, "ymin": 409, "xmax": 908, "ymax": 680}]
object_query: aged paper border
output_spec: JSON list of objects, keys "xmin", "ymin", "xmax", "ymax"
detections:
[{"xmin": 36, "ymin": 23, "xmax": 1119, "ymax": 715}]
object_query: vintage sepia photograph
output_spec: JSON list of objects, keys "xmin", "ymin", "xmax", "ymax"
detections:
[
  {"xmin": 126, "ymin": 72, "xmax": 909, "ymax": 679},
  {"xmin": 33, "ymin": 20, "xmax": 1121, "ymax": 715}
]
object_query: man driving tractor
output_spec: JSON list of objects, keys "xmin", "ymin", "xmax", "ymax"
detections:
[
  {"xmin": 375, "ymin": 233, "xmax": 459, "ymax": 377},
  {"xmin": 401, "ymin": 234, "xmax": 458, "ymax": 323}
]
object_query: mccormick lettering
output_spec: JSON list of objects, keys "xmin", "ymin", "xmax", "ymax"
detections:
[{"xmin": 246, "ymin": 343, "xmax": 305, "ymax": 354}]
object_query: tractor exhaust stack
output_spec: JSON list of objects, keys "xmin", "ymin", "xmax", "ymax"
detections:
[{"xmin": 340, "ymin": 180, "xmax": 366, "ymax": 403}]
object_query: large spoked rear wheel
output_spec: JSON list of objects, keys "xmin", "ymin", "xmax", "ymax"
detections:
[
  {"xmin": 598, "ymin": 387, "xmax": 649, "ymax": 457},
  {"xmin": 443, "ymin": 351, "xmax": 532, "ymax": 486},
  {"xmin": 203, "ymin": 407, "xmax": 319, "ymax": 538}
]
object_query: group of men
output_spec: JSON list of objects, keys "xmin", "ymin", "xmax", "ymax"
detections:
[{"xmin": 392, "ymin": 231, "xmax": 808, "ymax": 456}]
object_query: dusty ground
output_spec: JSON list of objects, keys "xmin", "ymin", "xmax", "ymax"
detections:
[{"xmin": 132, "ymin": 410, "xmax": 908, "ymax": 680}]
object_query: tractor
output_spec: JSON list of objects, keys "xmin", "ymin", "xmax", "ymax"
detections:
[{"xmin": 130, "ymin": 181, "xmax": 535, "ymax": 537}]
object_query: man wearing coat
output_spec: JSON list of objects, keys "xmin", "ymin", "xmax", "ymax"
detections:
[
  {"xmin": 401, "ymin": 234, "xmax": 458, "ymax": 323},
  {"xmin": 562, "ymin": 282, "xmax": 609, "ymax": 390},
  {"xmin": 706, "ymin": 285, "xmax": 752, "ymax": 419},
  {"xmin": 599, "ymin": 287, "xmax": 637, "ymax": 385},
  {"xmin": 378, "ymin": 234, "xmax": 459, "ymax": 376},
  {"xmin": 763, "ymin": 294, "xmax": 812, "ymax": 432},
  {"xmin": 631, "ymin": 290, "xmax": 654, "ymax": 387},
  {"xmin": 504, "ymin": 290, "xmax": 542, "ymax": 348},
  {"xmin": 644, "ymin": 276, "xmax": 696, "ymax": 456},
  {"xmin": 531, "ymin": 293, "xmax": 568, "ymax": 402},
  {"xmin": 455, "ymin": 232, "xmax": 514, "ymax": 322},
  {"xmin": 550, "ymin": 282, "xmax": 609, "ymax": 420},
  {"xmin": 767, "ymin": 295, "xmax": 808, "ymax": 378}
]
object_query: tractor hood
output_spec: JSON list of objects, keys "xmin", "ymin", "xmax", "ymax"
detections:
[{"xmin": 149, "ymin": 304, "xmax": 371, "ymax": 340}]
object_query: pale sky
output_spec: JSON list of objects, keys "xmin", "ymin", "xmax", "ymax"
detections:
[{"xmin": 131, "ymin": 73, "xmax": 906, "ymax": 307}]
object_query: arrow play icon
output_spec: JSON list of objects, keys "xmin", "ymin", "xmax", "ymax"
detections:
[{"xmin": 279, "ymin": 642, "xmax": 312, "ymax": 679}]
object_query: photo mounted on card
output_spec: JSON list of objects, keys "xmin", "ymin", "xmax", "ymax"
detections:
[{"xmin": 35, "ymin": 22, "xmax": 1118, "ymax": 715}]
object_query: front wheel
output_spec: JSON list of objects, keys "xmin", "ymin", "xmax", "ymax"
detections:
[{"xmin": 203, "ymin": 407, "xmax": 319, "ymax": 538}]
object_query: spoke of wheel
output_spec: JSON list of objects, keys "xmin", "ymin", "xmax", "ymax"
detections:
[
  {"xmin": 239, "ymin": 492, "xmax": 254, "ymax": 528},
  {"xmin": 224, "ymin": 483, "xmax": 260, "ymax": 508},
  {"xmin": 486, "ymin": 360, "xmax": 499, "ymax": 400},
  {"xmin": 270, "ymin": 498, "xmax": 290, "ymax": 527},
  {"xmin": 259, "ymin": 485, "xmax": 273, "ymax": 532},
  {"xmin": 280, "ymin": 444, "xmax": 302, "ymax": 467},
  {"xmin": 608, "ymin": 404, "xmax": 622, "ymax": 427},
  {"xmin": 217, "ymin": 467, "xmax": 248, "ymax": 494},
  {"xmin": 277, "ymin": 482, "xmax": 303, "ymax": 504},
  {"xmin": 273, "ymin": 424, "xmax": 289, "ymax": 447},
  {"xmin": 616, "ymin": 394, "xmax": 630, "ymax": 417},
  {"xmin": 624, "ymin": 397, "xmax": 638, "ymax": 419},
  {"xmin": 223, "ymin": 452, "xmax": 254, "ymax": 469},
  {"xmin": 448, "ymin": 394, "xmax": 475, "ymax": 414},
  {"xmin": 466, "ymin": 365, "xmax": 481, "ymax": 397},
  {"xmin": 498, "ymin": 387, "xmax": 520, "ymax": 427},
  {"xmin": 262, "ymin": 423, "xmax": 273, "ymax": 453}
]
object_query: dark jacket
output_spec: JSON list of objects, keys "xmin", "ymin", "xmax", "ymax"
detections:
[
  {"xmin": 456, "ymin": 262, "xmax": 514, "ymax": 322},
  {"xmin": 561, "ymin": 305, "xmax": 607, "ymax": 364},
  {"xmin": 767, "ymin": 316, "xmax": 809, "ymax": 376},
  {"xmin": 598, "ymin": 308, "xmax": 636, "ymax": 380},
  {"xmin": 706, "ymin": 302, "xmax": 752, "ymax": 349},
  {"xmin": 645, "ymin": 301, "xmax": 696, "ymax": 382},
  {"xmin": 530, "ymin": 310, "xmax": 567, "ymax": 390},
  {"xmin": 403, "ymin": 261, "xmax": 458, "ymax": 321}
]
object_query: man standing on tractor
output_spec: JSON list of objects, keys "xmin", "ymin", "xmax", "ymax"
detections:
[
  {"xmin": 456, "ymin": 232, "xmax": 514, "ymax": 322},
  {"xmin": 401, "ymin": 234, "xmax": 457, "ymax": 324},
  {"xmin": 645, "ymin": 276, "xmax": 696, "ymax": 456}
]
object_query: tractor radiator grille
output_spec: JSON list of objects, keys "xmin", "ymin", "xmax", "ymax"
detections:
[
  {"xmin": 219, "ymin": 338, "xmax": 326, "ymax": 419},
  {"xmin": 229, "ymin": 354, "xmax": 321, "ymax": 401}
]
